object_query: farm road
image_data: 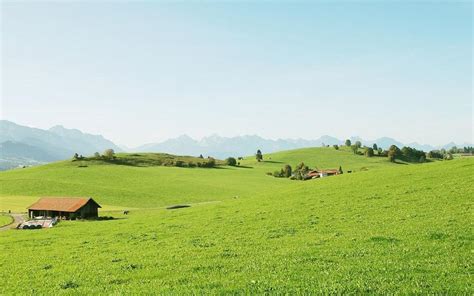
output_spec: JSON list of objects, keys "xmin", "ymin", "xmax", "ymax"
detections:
[{"xmin": 0, "ymin": 214, "xmax": 25, "ymax": 231}]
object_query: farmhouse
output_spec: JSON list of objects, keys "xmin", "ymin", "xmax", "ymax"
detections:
[
  {"xmin": 27, "ymin": 197, "xmax": 101, "ymax": 220},
  {"xmin": 307, "ymin": 169, "xmax": 340, "ymax": 179}
]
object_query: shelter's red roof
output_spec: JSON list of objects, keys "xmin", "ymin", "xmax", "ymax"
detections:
[{"xmin": 27, "ymin": 197, "xmax": 101, "ymax": 212}]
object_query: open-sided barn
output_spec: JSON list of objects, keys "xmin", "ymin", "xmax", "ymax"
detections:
[{"xmin": 27, "ymin": 197, "xmax": 101, "ymax": 220}]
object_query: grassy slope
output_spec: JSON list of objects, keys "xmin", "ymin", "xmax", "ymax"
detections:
[
  {"xmin": 0, "ymin": 215, "xmax": 13, "ymax": 227},
  {"xmin": 0, "ymin": 147, "xmax": 399, "ymax": 211},
  {"xmin": 0, "ymin": 148, "xmax": 471, "ymax": 294}
]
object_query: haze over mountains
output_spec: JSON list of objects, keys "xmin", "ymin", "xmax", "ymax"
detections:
[
  {"xmin": 0, "ymin": 120, "xmax": 121, "ymax": 170},
  {"xmin": 0, "ymin": 120, "xmax": 470, "ymax": 170}
]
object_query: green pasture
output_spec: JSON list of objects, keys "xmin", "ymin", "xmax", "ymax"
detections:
[{"xmin": 0, "ymin": 148, "xmax": 471, "ymax": 294}]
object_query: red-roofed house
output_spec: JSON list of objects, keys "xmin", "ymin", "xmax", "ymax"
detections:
[
  {"xmin": 27, "ymin": 197, "xmax": 101, "ymax": 220},
  {"xmin": 307, "ymin": 169, "xmax": 341, "ymax": 179}
]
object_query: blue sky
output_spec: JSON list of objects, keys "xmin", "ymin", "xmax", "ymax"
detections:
[{"xmin": 1, "ymin": 1, "xmax": 472, "ymax": 146}]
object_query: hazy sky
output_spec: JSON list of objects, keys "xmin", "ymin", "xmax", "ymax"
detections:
[{"xmin": 1, "ymin": 1, "xmax": 472, "ymax": 147}]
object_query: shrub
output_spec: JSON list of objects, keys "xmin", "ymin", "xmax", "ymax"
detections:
[
  {"xmin": 175, "ymin": 160, "xmax": 184, "ymax": 167},
  {"xmin": 283, "ymin": 165, "xmax": 292, "ymax": 178},
  {"xmin": 388, "ymin": 145, "xmax": 401, "ymax": 162},
  {"xmin": 333, "ymin": 145, "xmax": 339, "ymax": 150},
  {"xmin": 428, "ymin": 150, "xmax": 443, "ymax": 159},
  {"xmin": 60, "ymin": 281, "xmax": 79, "ymax": 289},
  {"xmin": 103, "ymin": 149, "xmax": 115, "ymax": 159},
  {"xmin": 345, "ymin": 139, "xmax": 351, "ymax": 147},
  {"xmin": 225, "ymin": 157, "xmax": 237, "ymax": 166},
  {"xmin": 401, "ymin": 146, "xmax": 426, "ymax": 162},
  {"xmin": 93, "ymin": 152, "xmax": 100, "ymax": 158},
  {"xmin": 201, "ymin": 158, "xmax": 216, "ymax": 168},
  {"xmin": 365, "ymin": 147, "xmax": 374, "ymax": 157},
  {"xmin": 188, "ymin": 162, "xmax": 196, "ymax": 168}
]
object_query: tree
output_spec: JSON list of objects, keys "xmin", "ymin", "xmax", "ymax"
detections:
[
  {"xmin": 355, "ymin": 141, "xmax": 362, "ymax": 149},
  {"xmin": 225, "ymin": 157, "xmax": 237, "ymax": 166},
  {"xmin": 283, "ymin": 165, "xmax": 292, "ymax": 178},
  {"xmin": 338, "ymin": 166, "xmax": 343, "ymax": 174},
  {"xmin": 199, "ymin": 154, "xmax": 204, "ymax": 159},
  {"xmin": 333, "ymin": 145, "xmax": 339, "ymax": 150},
  {"xmin": 378, "ymin": 148, "xmax": 383, "ymax": 155},
  {"xmin": 351, "ymin": 145, "xmax": 358, "ymax": 154},
  {"xmin": 449, "ymin": 146, "xmax": 458, "ymax": 154},
  {"xmin": 293, "ymin": 162, "xmax": 310, "ymax": 180},
  {"xmin": 103, "ymin": 149, "xmax": 115, "ymax": 159},
  {"xmin": 428, "ymin": 150, "xmax": 443, "ymax": 159},
  {"xmin": 388, "ymin": 145, "xmax": 401, "ymax": 162},
  {"xmin": 73, "ymin": 153, "xmax": 79, "ymax": 160},
  {"xmin": 419, "ymin": 155, "xmax": 426, "ymax": 163},
  {"xmin": 373, "ymin": 143, "xmax": 378, "ymax": 151},
  {"xmin": 202, "ymin": 157, "xmax": 216, "ymax": 167},
  {"xmin": 256, "ymin": 149, "xmax": 263, "ymax": 162},
  {"xmin": 94, "ymin": 152, "xmax": 100, "ymax": 158},
  {"xmin": 345, "ymin": 139, "xmax": 351, "ymax": 147},
  {"xmin": 365, "ymin": 147, "xmax": 374, "ymax": 157}
]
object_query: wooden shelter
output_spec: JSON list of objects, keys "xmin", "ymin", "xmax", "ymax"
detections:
[{"xmin": 27, "ymin": 197, "xmax": 101, "ymax": 220}]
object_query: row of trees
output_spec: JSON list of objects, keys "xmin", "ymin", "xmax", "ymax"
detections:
[
  {"xmin": 73, "ymin": 149, "xmax": 115, "ymax": 161},
  {"xmin": 340, "ymin": 140, "xmax": 464, "ymax": 163}
]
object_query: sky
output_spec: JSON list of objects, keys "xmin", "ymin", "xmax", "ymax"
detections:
[{"xmin": 1, "ymin": 1, "xmax": 472, "ymax": 147}]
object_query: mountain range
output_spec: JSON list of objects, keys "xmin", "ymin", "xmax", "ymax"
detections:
[
  {"xmin": 134, "ymin": 135, "xmax": 470, "ymax": 159},
  {"xmin": 0, "ymin": 120, "xmax": 470, "ymax": 170},
  {"xmin": 0, "ymin": 120, "xmax": 121, "ymax": 170}
]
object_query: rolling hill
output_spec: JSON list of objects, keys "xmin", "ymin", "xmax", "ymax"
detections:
[
  {"xmin": 0, "ymin": 147, "xmax": 472, "ymax": 293},
  {"xmin": 0, "ymin": 147, "xmax": 402, "ymax": 210}
]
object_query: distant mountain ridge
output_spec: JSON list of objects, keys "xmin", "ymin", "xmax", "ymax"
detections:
[
  {"xmin": 135, "ymin": 134, "xmax": 471, "ymax": 159},
  {"xmin": 0, "ymin": 120, "xmax": 470, "ymax": 170},
  {"xmin": 0, "ymin": 120, "xmax": 121, "ymax": 170}
]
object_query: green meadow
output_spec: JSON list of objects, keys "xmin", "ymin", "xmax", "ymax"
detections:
[
  {"xmin": 0, "ymin": 214, "xmax": 13, "ymax": 228},
  {"xmin": 0, "ymin": 147, "xmax": 472, "ymax": 294}
]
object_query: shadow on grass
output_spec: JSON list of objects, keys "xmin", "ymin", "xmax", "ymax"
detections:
[
  {"xmin": 234, "ymin": 165, "xmax": 253, "ymax": 169},
  {"xmin": 262, "ymin": 160, "xmax": 283, "ymax": 164}
]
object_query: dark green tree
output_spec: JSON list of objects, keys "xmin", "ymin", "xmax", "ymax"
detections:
[
  {"xmin": 373, "ymin": 143, "xmax": 378, "ymax": 151},
  {"xmin": 283, "ymin": 164, "xmax": 292, "ymax": 178},
  {"xmin": 225, "ymin": 157, "xmax": 237, "ymax": 166},
  {"xmin": 345, "ymin": 139, "xmax": 351, "ymax": 147},
  {"xmin": 256, "ymin": 149, "xmax": 263, "ymax": 162},
  {"xmin": 365, "ymin": 147, "xmax": 374, "ymax": 157},
  {"xmin": 355, "ymin": 141, "xmax": 362, "ymax": 149},
  {"xmin": 388, "ymin": 145, "xmax": 401, "ymax": 162}
]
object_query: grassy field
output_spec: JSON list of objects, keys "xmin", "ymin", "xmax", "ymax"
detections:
[
  {"xmin": 0, "ymin": 147, "xmax": 401, "ymax": 211},
  {"xmin": 0, "ymin": 148, "xmax": 472, "ymax": 294},
  {"xmin": 0, "ymin": 214, "xmax": 13, "ymax": 228}
]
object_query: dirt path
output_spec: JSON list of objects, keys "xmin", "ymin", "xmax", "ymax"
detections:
[{"xmin": 0, "ymin": 214, "xmax": 25, "ymax": 231}]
